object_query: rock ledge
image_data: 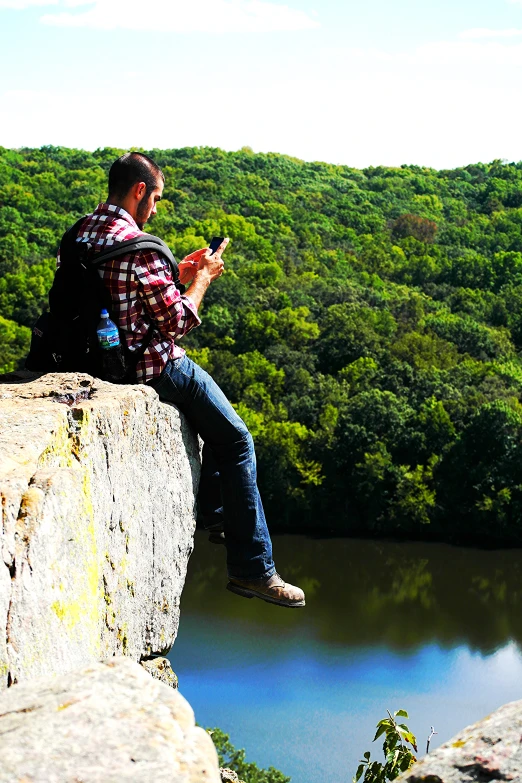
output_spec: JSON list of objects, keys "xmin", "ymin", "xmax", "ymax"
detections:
[
  {"xmin": 397, "ymin": 698, "xmax": 522, "ymax": 782},
  {"xmin": 0, "ymin": 656, "xmax": 220, "ymax": 783},
  {"xmin": 0, "ymin": 371, "xmax": 200, "ymax": 685}
]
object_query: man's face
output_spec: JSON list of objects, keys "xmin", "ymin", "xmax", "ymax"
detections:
[{"xmin": 136, "ymin": 177, "xmax": 164, "ymax": 230}]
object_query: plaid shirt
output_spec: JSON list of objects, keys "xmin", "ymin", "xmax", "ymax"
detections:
[{"xmin": 69, "ymin": 203, "xmax": 200, "ymax": 383}]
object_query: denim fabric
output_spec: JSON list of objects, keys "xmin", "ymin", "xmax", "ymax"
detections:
[{"xmin": 149, "ymin": 354, "xmax": 276, "ymax": 580}]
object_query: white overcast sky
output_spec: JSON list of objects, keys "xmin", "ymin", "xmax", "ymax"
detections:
[{"xmin": 1, "ymin": 0, "xmax": 522, "ymax": 169}]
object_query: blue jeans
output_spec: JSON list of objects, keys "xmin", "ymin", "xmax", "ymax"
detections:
[{"xmin": 149, "ymin": 354, "xmax": 276, "ymax": 581}]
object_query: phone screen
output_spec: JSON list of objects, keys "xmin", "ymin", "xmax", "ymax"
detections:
[{"xmin": 209, "ymin": 236, "xmax": 225, "ymax": 255}]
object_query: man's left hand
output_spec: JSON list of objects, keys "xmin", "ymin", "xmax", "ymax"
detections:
[{"xmin": 178, "ymin": 248, "xmax": 207, "ymax": 284}]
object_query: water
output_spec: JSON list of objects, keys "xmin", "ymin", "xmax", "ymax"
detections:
[{"xmin": 169, "ymin": 532, "xmax": 522, "ymax": 782}]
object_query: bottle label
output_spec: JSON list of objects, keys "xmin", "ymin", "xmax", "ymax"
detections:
[{"xmin": 98, "ymin": 332, "xmax": 120, "ymax": 349}]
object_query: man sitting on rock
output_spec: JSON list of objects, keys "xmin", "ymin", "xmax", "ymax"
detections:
[{"xmin": 69, "ymin": 151, "xmax": 305, "ymax": 609}]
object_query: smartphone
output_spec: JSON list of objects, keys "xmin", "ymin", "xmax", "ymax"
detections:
[{"xmin": 209, "ymin": 236, "xmax": 225, "ymax": 255}]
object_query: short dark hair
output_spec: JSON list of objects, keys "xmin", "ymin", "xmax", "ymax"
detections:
[{"xmin": 108, "ymin": 152, "xmax": 164, "ymax": 199}]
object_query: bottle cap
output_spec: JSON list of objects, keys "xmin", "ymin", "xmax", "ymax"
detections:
[{"xmin": 101, "ymin": 308, "xmax": 109, "ymax": 317}]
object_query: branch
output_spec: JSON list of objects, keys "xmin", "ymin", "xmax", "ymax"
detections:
[{"xmin": 426, "ymin": 726, "xmax": 438, "ymax": 754}]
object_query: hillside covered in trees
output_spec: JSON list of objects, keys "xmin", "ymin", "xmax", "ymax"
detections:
[{"xmin": 1, "ymin": 145, "xmax": 522, "ymax": 545}]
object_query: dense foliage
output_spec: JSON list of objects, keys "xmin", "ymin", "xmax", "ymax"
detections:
[
  {"xmin": 209, "ymin": 728, "xmax": 291, "ymax": 783},
  {"xmin": 2, "ymin": 145, "xmax": 522, "ymax": 543}
]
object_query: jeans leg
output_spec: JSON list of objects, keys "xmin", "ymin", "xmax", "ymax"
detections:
[
  {"xmin": 150, "ymin": 355, "xmax": 276, "ymax": 580},
  {"xmin": 198, "ymin": 443, "xmax": 224, "ymax": 530}
]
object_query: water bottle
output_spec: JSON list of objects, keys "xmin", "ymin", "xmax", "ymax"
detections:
[{"xmin": 96, "ymin": 308, "xmax": 126, "ymax": 382}]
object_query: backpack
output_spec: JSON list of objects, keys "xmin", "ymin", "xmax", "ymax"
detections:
[{"xmin": 25, "ymin": 216, "xmax": 185, "ymax": 383}]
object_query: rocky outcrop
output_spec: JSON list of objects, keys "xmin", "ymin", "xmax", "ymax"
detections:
[
  {"xmin": 397, "ymin": 699, "xmax": 522, "ymax": 782},
  {"xmin": 0, "ymin": 371, "xmax": 200, "ymax": 686},
  {"xmin": 0, "ymin": 656, "xmax": 220, "ymax": 782},
  {"xmin": 140, "ymin": 655, "xmax": 179, "ymax": 689},
  {"xmin": 220, "ymin": 769, "xmax": 245, "ymax": 783}
]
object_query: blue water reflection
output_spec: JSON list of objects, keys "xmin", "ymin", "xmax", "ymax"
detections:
[{"xmin": 170, "ymin": 534, "xmax": 522, "ymax": 782}]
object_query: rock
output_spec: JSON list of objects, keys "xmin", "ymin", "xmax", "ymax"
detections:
[
  {"xmin": 0, "ymin": 372, "xmax": 201, "ymax": 686},
  {"xmin": 0, "ymin": 656, "xmax": 221, "ymax": 783},
  {"xmin": 220, "ymin": 769, "xmax": 245, "ymax": 783},
  {"xmin": 397, "ymin": 698, "xmax": 522, "ymax": 782},
  {"xmin": 140, "ymin": 656, "xmax": 179, "ymax": 689}
]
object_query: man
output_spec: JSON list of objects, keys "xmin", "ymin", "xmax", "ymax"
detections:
[{"xmin": 73, "ymin": 151, "xmax": 305, "ymax": 609}]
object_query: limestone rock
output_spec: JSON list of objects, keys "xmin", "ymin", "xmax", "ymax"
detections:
[
  {"xmin": 397, "ymin": 698, "xmax": 522, "ymax": 782},
  {"xmin": 0, "ymin": 372, "xmax": 200, "ymax": 686},
  {"xmin": 220, "ymin": 768, "xmax": 245, "ymax": 783},
  {"xmin": 0, "ymin": 656, "xmax": 220, "ymax": 783},
  {"xmin": 141, "ymin": 655, "xmax": 179, "ymax": 689}
]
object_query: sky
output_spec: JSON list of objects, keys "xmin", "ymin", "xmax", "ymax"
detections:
[{"xmin": 1, "ymin": 0, "xmax": 522, "ymax": 169}]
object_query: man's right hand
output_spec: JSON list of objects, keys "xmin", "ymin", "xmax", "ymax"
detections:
[
  {"xmin": 197, "ymin": 238, "xmax": 229, "ymax": 281},
  {"xmin": 184, "ymin": 238, "xmax": 229, "ymax": 310}
]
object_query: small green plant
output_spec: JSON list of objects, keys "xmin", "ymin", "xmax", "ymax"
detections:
[
  {"xmin": 353, "ymin": 709, "xmax": 418, "ymax": 783},
  {"xmin": 208, "ymin": 727, "xmax": 291, "ymax": 783}
]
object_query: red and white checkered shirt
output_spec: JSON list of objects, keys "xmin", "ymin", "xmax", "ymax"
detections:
[{"xmin": 68, "ymin": 203, "xmax": 200, "ymax": 383}]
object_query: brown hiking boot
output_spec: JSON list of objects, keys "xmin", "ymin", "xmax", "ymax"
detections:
[{"xmin": 226, "ymin": 572, "xmax": 305, "ymax": 608}]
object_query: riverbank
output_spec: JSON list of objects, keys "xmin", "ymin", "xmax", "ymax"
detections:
[{"xmin": 230, "ymin": 517, "xmax": 522, "ymax": 550}]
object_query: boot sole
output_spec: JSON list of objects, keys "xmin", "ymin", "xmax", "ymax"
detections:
[
  {"xmin": 226, "ymin": 582, "xmax": 305, "ymax": 608},
  {"xmin": 208, "ymin": 533, "xmax": 226, "ymax": 546}
]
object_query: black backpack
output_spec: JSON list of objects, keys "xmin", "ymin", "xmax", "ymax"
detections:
[{"xmin": 25, "ymin": 216, "xmax": 185, "ymax": 382}]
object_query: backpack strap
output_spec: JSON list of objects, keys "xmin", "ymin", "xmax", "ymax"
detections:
[
  {"xmin": 88, "ymin": 235, "xmax": 185, "ymax": 293},
  {"xmin": 60, "ymin": 219, "xmax": 185, "ymax": 293}
]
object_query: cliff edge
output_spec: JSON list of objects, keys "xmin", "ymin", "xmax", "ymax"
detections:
[
  {"xmin": 0, "ymin": 656, "xmax": 220, "ymax": 783},
  {"xmin": 0, "ymin": 371, "xmax": 201, "ymax": 686},
  {"xmin": 397, "ymin": 698, "xmax": 522, "ymax": 783}
]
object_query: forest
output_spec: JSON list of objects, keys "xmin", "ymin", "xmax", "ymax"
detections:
[{"xmin": 1, "ymin": 145, "xmax": 522, "ymax": 545}]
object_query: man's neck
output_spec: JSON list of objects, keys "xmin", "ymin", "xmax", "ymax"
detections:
[{"xmin": 107, "ymin": 194, "xmax": 138, "ymax": 224}]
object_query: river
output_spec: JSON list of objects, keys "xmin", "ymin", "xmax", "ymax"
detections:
[{"xmin": 168, "ymin": 531, "xmax": 522, "ymax": 782}]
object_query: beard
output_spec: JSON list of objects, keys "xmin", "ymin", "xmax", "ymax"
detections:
[{"xmin": 136, "ymin": 194, "xmax": 152, "ymax": 230}]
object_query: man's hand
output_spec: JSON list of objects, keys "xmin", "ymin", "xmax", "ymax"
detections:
[
  {"xmin": 178, "ymin": 248, "xmax": 205, "ymax": 285},
  {"xmin": 183, "ymin": 238, "xmax": 229, "ymax": 310},
  {"xmin": 179, "ymin": 239, "xmax": 228, "ymax": 285}
]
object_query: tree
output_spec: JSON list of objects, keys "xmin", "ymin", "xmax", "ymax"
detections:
[
  {"xmin": 0, "ymin": 316, "xmax": 30, "ymax": 373},
  {"xmin": 209, "ymin": 728, "xmax": 291, "ymax": 783},
  {"xmin": 392, "ymin": 214, "xmax": 437, "ymax": 243}
]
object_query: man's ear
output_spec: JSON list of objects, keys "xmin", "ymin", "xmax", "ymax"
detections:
[{"xmin": 133, "ymin": 181, "xmax": 147, "ymax": 201}]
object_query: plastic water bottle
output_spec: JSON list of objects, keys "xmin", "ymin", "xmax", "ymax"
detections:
[{"xmin": 96, "ymin": 309, "xmax": 126, "ymax": 382}]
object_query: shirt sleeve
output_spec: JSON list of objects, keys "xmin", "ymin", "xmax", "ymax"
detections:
[{"xmin": 133, "ymin": 249, "xmax": 201, "ymax": 339}]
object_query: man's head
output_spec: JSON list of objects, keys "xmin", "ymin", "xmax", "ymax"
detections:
[{"xmin": 108, "ymin": 152, "xmax": 165, "ymax": 229}]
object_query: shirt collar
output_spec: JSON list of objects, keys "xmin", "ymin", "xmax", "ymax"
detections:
[{"xmin": 94, "ymin": 202, "xmax": 139, "ymax": 230}]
